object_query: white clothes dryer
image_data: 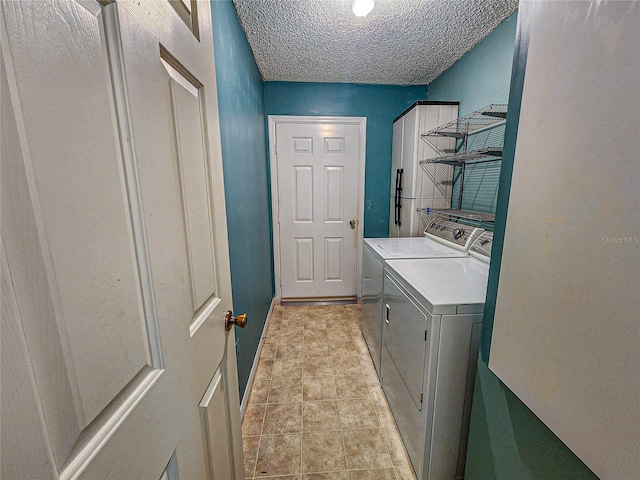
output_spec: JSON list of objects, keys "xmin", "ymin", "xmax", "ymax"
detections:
[
  {"xmin": 381, "ymin": 231, "xmax": 493, "ymax": 480},
  {"xmin": 362, "ymin": 220, "xmax": 484, "ymax": 378}
]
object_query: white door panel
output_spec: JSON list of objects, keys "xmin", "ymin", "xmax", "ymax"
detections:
[
  {"xmin": 1, "ymin": 1, "xmax": 242, "ymax": 479},
  {"xmin": 273, "ymin": 119, "xmax": 364, "ymax": 300}
]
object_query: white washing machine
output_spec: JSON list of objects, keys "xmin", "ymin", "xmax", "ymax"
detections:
[
  {"xmin": 362, "ymin": 220, "xmax": 484, "ymax": 379},
  {"xmin": 381, "ymin": 231, "xmax": 493, "ymax": 480}
]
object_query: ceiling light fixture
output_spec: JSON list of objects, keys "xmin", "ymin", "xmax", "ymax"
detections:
[{"xmin": 352, "ymin": 0, "xmax": 374, "ymax": 17}]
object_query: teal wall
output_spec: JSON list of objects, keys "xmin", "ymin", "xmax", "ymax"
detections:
[
  {"xmin": 263, "ymin": 82, "xmax": 428, "ymax": 237},
  {"xmin": 211, "ymin": 0, "xmax": 274, "ymax": 397},
  {"xmin": 428, "ymin": 13, "xmax": 518, "ymax": 116},
  {"xmin": 429, "ymin": 13, "xmax": 517, "ymax": 215},
  {"xmin": 430, "ymin": 8, "xmax": 599, "ymax": 479}
]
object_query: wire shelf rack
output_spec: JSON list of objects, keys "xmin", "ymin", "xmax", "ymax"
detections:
[
  {"xmin": 420, "ymin": 104, "xmax": 508, "ymax": 142},
  {"xmin": 419, "ymin": 147, "xmax": 503, "ymax": 167},
  {"xmin": 420, "ymin": 105, "xmax": 507, "ymax": 162},
  {"xmin": 418, "ymin": 208, "xmax": 495, "ymax": 230}
]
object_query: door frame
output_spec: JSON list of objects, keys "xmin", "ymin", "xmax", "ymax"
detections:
[{"xmin": 268, "ymin": 115, "xmax": 366, "ymax": 302}]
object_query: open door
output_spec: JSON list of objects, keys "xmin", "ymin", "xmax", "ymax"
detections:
[{"xmin": 1, "ymin": 1, "xmax": 243, "ymax": 478}]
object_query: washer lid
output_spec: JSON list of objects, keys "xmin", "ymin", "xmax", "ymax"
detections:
[
  {"xmin": 386, "ymin": 257, "xmax": 489, "ymax": 313},
  {"xmin": 367, "ymin": 237, "xmax": 466, "ymax": 259}
]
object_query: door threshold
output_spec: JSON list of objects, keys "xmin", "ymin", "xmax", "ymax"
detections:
[{"xmin": 281, "ymin": 298, "xmax": 357, "ymax": 306}]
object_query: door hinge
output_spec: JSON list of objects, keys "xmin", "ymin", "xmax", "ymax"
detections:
[
  {"xmin": 275, "ymin": 143, "xmax": 278, "ymax": 154},
  {"xmin": 424, "ymin": 329, "xmax": 428, "ymax": 341},
  {"xmin": 420, "ymin": 392, "xmax": 423, "ymax": 404}
]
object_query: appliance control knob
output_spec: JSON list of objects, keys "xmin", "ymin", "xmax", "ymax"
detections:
[{"xmin": 453, "ymin": 228, "xmax": 464, "ymax": 239}]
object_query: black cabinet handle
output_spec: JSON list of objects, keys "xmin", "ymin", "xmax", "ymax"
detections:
[{"xmin": 394, "ymin": 168, "xmax": 404, "ymax": 226}]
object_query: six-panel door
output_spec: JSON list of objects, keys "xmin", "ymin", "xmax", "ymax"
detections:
[
  {"xmin": 0, "ymin": 1, "xmax": 242, "ymax": 478},
  {"xmin": 275, "ymin": 120, "xmax": 363, "ymax": 300}
]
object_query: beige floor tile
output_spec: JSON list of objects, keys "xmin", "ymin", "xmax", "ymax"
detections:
[
  {"xmin": 276, "ymin": 343, "xmax": 304, "ymax": 359},
  {"xmin": 369, "ymin": 387, "xmax": 387, "ymax": 411},
  {"xmin": 381, "ymin": 427, "xmax": 411, "ymax": 466},
  {"xmin": 265, "ymin": 321, "xmax": 281, "ymax": 337},
  {"xmin": 306, "ymin": 305, "xmax": 338, "ymax": 316},
  {"xmin": 260, "ymin": 342, "xmax": 277, "ymax": 360},
  {"xmin": 282, "ymin": 308, "xmax": 306, "ymax": 321},
  {"xmin": 343, "ymin": 303, "xmax": 362, "ymax": 313},
  {"xmin": 263, "ymin": 330, "xmax": 278, "ymax": 343},
  {"xmin": 394, "ymin": 465, "xmax": 417, "ymax": 480},
  {"xmin": 272, "ymin": 357, "xmax": 303, "ymax": 378},
  {"xmin": 243, "ymin": 435, "xmax": 260, "ymax": 478},
  {"xmin": 304, "ymin": 314, "xmax": 328, "ymax": 323},
  {"xmin": 352, "ymin": 335, "xmax": 370, "ymax": 354},
  {"xmin": 302, "ymin": 400, "xmax": 341, "ymax": 432},
  {"xmin": 303, "ymin": 356, "xmax": 334, "ymax": 376},
  {"xmin": 254, "ymin": 433, "xmax": 301, "ymax": 477},
  {"xmin": 304, "ymin": 340, "xmax": 331, "ymax": 357},
  {"xmin": 338, "ymin": 398, "xmax": 379, "ymax": 430},
  {"xmin": 248, "ymin": 379, "xmax": 271, "ymax": 405},
  {"xmin": 326, "ymin": 328, "xmax": 351, "ymax": 342},
  {"xmin": 332, "ymin": 356, "xmax": 365, "ymax": 376},
  {"xmin": 349, "ymin": 321, "xmax": 365, "ymax": 333},
  {"xmin": 304, "ymin": 318, "xmax": 327, "ymax": 330},
  {"xmin": 335, "ymin": 375, "xmax": 370, "ymax": 399},
  {"xmin": 348, "ymin": 468, "xmax": 396, "ymax": 480},
  {"xmin": 342, "ymin": 429, "xmax": 393, "ymax": 470},
  {"xmin": 325, "ymin": 317, "xmax": 345, "ymax": 329},
  {"xmin": 257, "ymin": 476, "xmax": 301, "ymax": 480},
  {"xmin": 361, "ymin": 359, "xmax": 382, "ymax": 386},
  {"xmin": 268, "ymin": 377, "xmax": 303, "ymax": 403},
  {"xmin": 303, "ymin": 376, "xmax": 337, "ymax": 401},
  {"xmin": 262, "ymin": 402, "xmax": 302, "ymax": 434},
  {"xmin": 268, "ymin": 306, "xmax": 283, "ymax": 320},
  {"xmin": 279, "ymin": 329, "xmax": 305, "ymax": 345},
  {"xmin": 304, "ymin": 472, "xmax": 349, "ymax": 480},
  {"xmin": 280, "ymin": 319, "xmax": 304, "ymax": 331},
  {"xmin": 254, "ymin": 359, "xmax": 274, "ymax": 382},
  {"xmin": 304, "ymin": 329, "xmax": 328, "ymax": 343},
  {"xmin": 376, "ymin": 407, "xmax": 396, "ymax": 429},
  {"xmin": 330, "ymin": 339, "xmax": 358, "ymax": 356},
  {"xmin": 302, "ymin": 431, "xmax": 347, "ymax": 473},
  {"xmin": 243, "ymin": 404, "xmax": 266, "ymax": 437}
]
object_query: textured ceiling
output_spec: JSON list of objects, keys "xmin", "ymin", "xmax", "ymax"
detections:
[{"xmin": 232, "ymin": 0, "xmax": 519, "ymax": 85}]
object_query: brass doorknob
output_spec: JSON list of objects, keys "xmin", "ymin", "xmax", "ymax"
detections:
[{"xmin": 225, "ymin": 310, "xmax": 248, "ymax": 331}]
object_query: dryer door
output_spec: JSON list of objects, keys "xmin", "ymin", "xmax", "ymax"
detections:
[{"xmin": 382, "ymin": 272, "xmax": 433, "ymax": 478}]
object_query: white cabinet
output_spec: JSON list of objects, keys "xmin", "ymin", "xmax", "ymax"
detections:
[{"xmin": 389, "ymin": 102, "xmax": 459, "ymax": 237}]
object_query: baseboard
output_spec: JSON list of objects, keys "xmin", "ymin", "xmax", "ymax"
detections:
[{"xmin": 240, "ymin": 298, "xmax": 276, "ymax": 418}]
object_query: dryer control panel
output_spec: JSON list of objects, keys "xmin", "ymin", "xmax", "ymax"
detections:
[
  {"xmin": 469, "ymin": 231, "xmax": 493, "ymax": 263},
  {"xmin": 424, "ymin": 219, "xmax": 483, "ymax": 251}
]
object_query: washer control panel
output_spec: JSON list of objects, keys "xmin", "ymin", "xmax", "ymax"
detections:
[{"xmin": 424, "ymin": 219, "xmax": 483, "ymax": 250}]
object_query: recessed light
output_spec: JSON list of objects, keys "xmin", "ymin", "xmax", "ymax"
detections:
[{"xmin": 353, "ymin": 0, "xmax": 374, "ymax": 17}]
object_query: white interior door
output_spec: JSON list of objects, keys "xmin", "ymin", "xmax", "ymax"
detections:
[
  {"xmin": 1, "ymin": 1, "xmax": 243, "ymax": 479},
  {"xmin": 271, "ymin": 117, "xmax": 366, "ymax": 301}
]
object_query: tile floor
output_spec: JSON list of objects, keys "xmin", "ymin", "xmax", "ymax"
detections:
[{"xmin": 242, "ymin": 304, "xmax": 418, "ymax": 480}]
